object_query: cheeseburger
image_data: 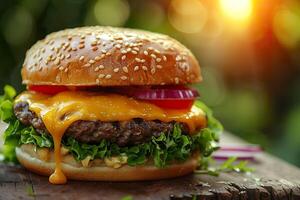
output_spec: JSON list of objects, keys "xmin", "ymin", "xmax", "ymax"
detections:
[{"xmin": 1, "ymin": 26, "xmax": 222, "ymax": 184}]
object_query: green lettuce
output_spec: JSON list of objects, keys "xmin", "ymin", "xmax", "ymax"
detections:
[
  {"xmin": 194, "ymin": 101, "xmax": 223, "ymax": 141},
  {"xmin": 0, "ymin": 85, "xmax": 18, "ymax": 162},
  {"xmin": 0, "ymin": 85, "xmax": 16, "ymax": 122},
  {"xmin": 0, "ymin": 85, "xmax": 222, "ymax": 167},
  {"xmin": 49, "ymin": 123, "xmax": 219, "ymax": 168}
]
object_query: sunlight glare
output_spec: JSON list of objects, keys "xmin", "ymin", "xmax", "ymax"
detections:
[{"xmin": 220, "ymin": 0, "xmax": 252, "ymax": 22}]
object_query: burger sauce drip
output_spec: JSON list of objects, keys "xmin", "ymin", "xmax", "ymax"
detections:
[{"xmin": 42, "ymin": 105, "xmax": 67, "ymax": 184}]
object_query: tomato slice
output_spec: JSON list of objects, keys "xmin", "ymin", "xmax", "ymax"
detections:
[
  {"xmin": 146, "ymin": 99, "xmax": 195, "ymax": 109},
  {"xmin": 28, "ymin": 85, "xmax": 68, "ymax": 95}
]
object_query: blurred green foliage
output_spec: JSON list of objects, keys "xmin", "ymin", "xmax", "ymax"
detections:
[{"xmin": 0, "ymin": 0, "xmax": 300, "ymax": 166}]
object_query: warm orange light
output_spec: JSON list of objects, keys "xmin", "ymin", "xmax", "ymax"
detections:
[
  {"xmin": 168, "ymin": 0, "xmax": 207, "ymax": 33},
  {"xmin": 219, "ymin": 0, "xmax": 252, "ymax": 22}
]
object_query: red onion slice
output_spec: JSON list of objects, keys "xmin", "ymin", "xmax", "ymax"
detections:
[
  {"xmin": 114, "ymin": 86, "xmax": 200, "ymax": 100},
  {"xmin": 213, "ymin": 144, "xmax": 262, "ymax": 161}
]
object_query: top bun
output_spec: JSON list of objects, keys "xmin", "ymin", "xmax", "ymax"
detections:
[{"xmin": 22, "ymin": 26, "xmax": 202, "ymax": 86}]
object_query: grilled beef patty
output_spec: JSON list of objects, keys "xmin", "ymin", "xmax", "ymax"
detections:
[{"xmin": 14, "ymin": 102, "xmax": 189, "ymax": 146}]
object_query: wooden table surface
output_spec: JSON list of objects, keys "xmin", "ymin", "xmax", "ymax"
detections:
[{"xmin": 1, "ymin": 133, "xmax": 300, "ymax": 200}]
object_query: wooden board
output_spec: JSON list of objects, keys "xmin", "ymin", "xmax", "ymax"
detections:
[{"xmin": 1, "ymin": 133, "xmax": 300, "ymax": 200}]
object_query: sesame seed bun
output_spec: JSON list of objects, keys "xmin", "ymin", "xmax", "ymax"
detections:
[
  {"xmin": 16, "ymin": 145, "xmax": 199, "ymax": 181},
  {"xmin": 22, "ymin": 26, "xmax": 202, "ymax": 86}
]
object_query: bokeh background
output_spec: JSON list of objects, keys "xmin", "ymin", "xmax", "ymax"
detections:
[{"xmin": 0, "ymin": 0, "xmax": 299, "ymax": 166}]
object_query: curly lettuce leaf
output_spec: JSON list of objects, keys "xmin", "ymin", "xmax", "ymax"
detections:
[
  {"xmin": 62, "ymin": 122, "xmax": 219, "ymax": 168},
  {"xmin": 0, "ymin": 85, "xmax": 18, "ymax": 162},
  {"xmin": 194, "ymin": 100, "xmax": 223, "ymax": 141},
  {"xmin": 19, "ymin": 126, "xmax": 53, "ymax": 148},
  {"xmin": 0, "ymin": 85, "xmax": 16, "ymax": 122}
]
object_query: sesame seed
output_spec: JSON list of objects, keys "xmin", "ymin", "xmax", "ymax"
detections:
[
  {"xmin": 115, "ymin": 44, "xmax": 121, "ymax": 49},
  {"xmin": 148, "ymin": 47, "xmax": 154, "ymax": 50},
  {"xmin": 175, "ymin": 77, "xmax": 179, "ymax": 84},
  {"xmin": 150, "ymin": 54, "xmax": 156, "ymax": 59},
  {"xmin": 56, "ymin": 75, "xmax": 61, "ymax": 82},
  {"xmin": 79, "ymin": 44, "xmax": 85, "ymax": 49},
  {"xmin": 156, "ymin": 58, "xmax": 161, "ymax": 62},
  {"xmin": 151, "ymin": 68, "xmax": 155, "ymax": 74},
  {"xmin": 89, "ymin": 60, "xmax": 95, "ymax": 64},
  {"xmin": 84, "ymin": 63, "xmax": 91, "ymax": 67},
  {"xmin": 94, "ymin": 67, "xmax": 99, "ymax": 72},
  {"xmin": 64, "ymin": 68, "xmax": 69, "ymax": 73},
  {"xmin": 157, "ymin": 65, "xmax": 162, "ymax": 69},
  {"xmin": 72, "ymin": 47, "xmax": 77, "ymax": 51},
  {"xmin": 99, "ymin": 65, "xmax": 105, "ymax": 69},
  {"xmin": 142, "ymin": 66, "xmax": 148, "ymax": 71},
  {"xmin": 105, "ymin": 74, "xmax": 112, "ymax": 79},
  {"xmin": 121, "ymin": 55, "xmax": 126, "ymax": 60},
  {"xmin": 143, "ymin": 51, "xmax": 148, "ymax": 55},
  {"xmin": 176, "ymin": 55, "xmax": 181, "ymax": 61},
  {"xmin": 80, "ymin": 40, "xmax": 85, "ymax": 44},
  {"xmin": 122, "ymin": 67, "xmax": 128, "ymax": 73},
  {"xmin": 59, "ymin": 66, "xmax": 64, "ymax": 71},
  {"xmin": 113, "ymin": 68, "xmax": 119, "ymax": 73},
  {"xmin": 54, "ymin": 58, "xmax": 60, "ymax": 65},
  {"xmin": 79, "ymin": 56, "xmax": 85, "ymax": 61},
  {"xmin": 126, "ymin": 48, "xmax": 131, "ymax": 52},
  {"xmin": 134, "ymin": 66, "xmax": 139, "ymax": 71},
  {"xmin": 135, "ymin": 58, "xmax": 141, "ymax": 62},
  {"xmin": 91, "ymin": 41, "xmax": 97, "ymax": 46},
  {"xmin": 98, "ymin": 74, "xmax": 105, "ymax": 79},
  {"xmin": 121, "ymin": 49, "xmax": 127, "ymax": 54},
  {"xmin": 95, "ymin": 56, "xmax": 101, "ymax": 61},
  {"xmin": 140, "ymin": 59, "xmax": 145, "ymax": 63},
  {"xmin": 101, "ymin": 49, "xmax": 107, "ymax": 54},
  {"xmin": 163, "ymin": 55, "xmax": 167, "ymax": 61},
  {"xmin": 121, "ymin": 76, "xmax": 128, "ymax": 80},
  {"xmin": 154, "ymin": 49, "xmax": 160, "ymax": 54},
  {"xmin": 106, "ymin": 52, "xmax": 111, "ymax": 56},
  {"xmin": 132, "ymin": 50, "xmax": 138, "ymax": 54},
  {"xmin": 133, "ymin": 47, "xmax": 139, "ymax": 51}
]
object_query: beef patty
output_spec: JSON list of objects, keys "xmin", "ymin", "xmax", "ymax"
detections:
[{"xmin": 14, "ymin": 102, "xmax": 190, "ymax": 146}]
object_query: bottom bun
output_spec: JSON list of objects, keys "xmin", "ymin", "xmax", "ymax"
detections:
[{"xmin": 16, "ymin": 146, "xmax": 199, "ymax": 181}]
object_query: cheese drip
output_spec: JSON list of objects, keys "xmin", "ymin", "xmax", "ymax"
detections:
[{"xmin": 16, "ymin": 91, "xmax": 207, "ymax": 184}]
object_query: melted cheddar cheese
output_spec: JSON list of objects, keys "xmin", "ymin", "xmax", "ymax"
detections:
[{"xmin": 15, "ymin": 91, "xmax": 207, "ymax": 184}]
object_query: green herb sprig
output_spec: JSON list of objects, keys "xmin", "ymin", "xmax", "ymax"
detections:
[{"xmin": 196, "ymin": 156, "xmax": 254, "ymax": 176}]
